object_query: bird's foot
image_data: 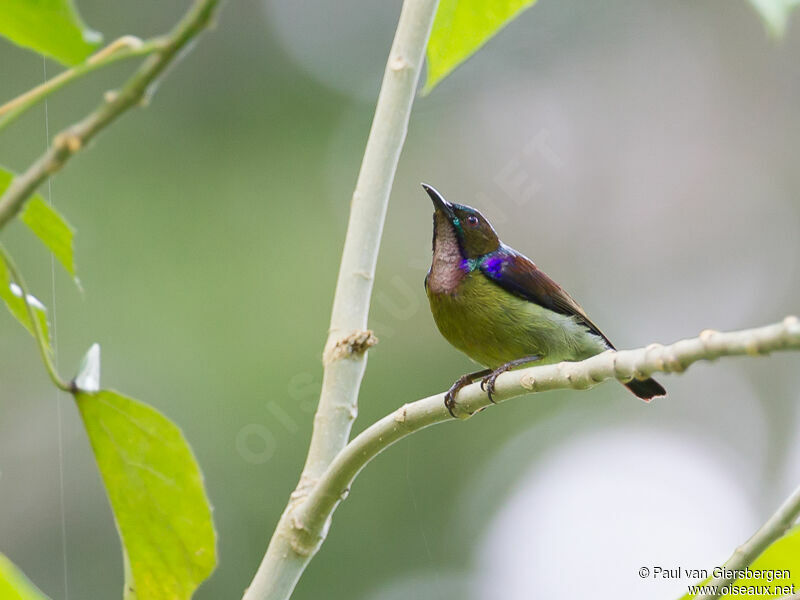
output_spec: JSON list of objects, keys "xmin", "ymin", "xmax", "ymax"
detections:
[
  {"xmin": 444, "ymin": 374, "xmax": 475, "ymax": 417},
  {"xmin": 479, "ymin": 355, "xmax": 542, "ymax": 403},
  {"xmin": 480, "ymin": 366, "xmax": 511, "ymax": 403}
]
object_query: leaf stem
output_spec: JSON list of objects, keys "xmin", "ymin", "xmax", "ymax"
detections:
[
  {"xmin": 0, "ymin": 243, "xmax": 71, "ymax": 392},
  {"xmin": 0, "ymin": 36, "xmax": 164, "ymax": 132},
  {"xmin": 0, "ymin": 0, "xmax": 222, "ymax": 232}
]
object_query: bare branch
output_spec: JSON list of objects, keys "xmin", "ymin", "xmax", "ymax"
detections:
[
  {"xmin": 242, "ymin": 1, "xmax": 440, "ymax": 598},
  {"xmin": 293, "ymin": 318, "xmax": 800, "ymax": 551},
  {"xmin": 0, "ymin": 0, "xmax": 221, "ymax": 230},
  {"xmin": 298, "ymin": 0, "xmax": 438, "ymax": 488},
  {"xmin": 0, "ymin": 36, "xmax": 163, "ymax": 132}
]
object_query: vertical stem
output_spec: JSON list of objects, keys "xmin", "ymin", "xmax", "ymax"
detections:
[
  {"xmin": 242, "ymin": 1, "xmax": 438, "ymax": 598},
  {"xmin": 301, "ymin": 0, "xmax": 438, "ymax": 485}
]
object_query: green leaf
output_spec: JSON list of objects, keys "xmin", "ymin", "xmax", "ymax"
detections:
[
  {"xmin": 0, "ymin": 554, "xmax": 50, "ymax": 600},
  {"xmin": 748, "ymin": 0, "xmax": 800, "ymax": 36},
  {"xmin": 20, "ymin": 197, "xmax": 77, "ymax": 278},
  {"xmin": 424, "ymin": 0, "xmax": 537, "ymax": 93},
  {"xmin": 0, "ymin": 0, "xmax": 101, "ymax": 65},
  {"xmin": 0, "ymin": 255, "xmax": 51, "ymax": 353},
  {"xmin": 0, "ymin": 167, "xmax": 77, "ymax": 280},
  {"xmin": 681, "ymin": 525, "xmax": 800, "ymax": 599},
  {"xmin": 76, "ymin": 390, "xmax": 216, "ymax": 600}
]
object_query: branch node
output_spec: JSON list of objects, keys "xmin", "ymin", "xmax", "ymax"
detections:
[
  {"xmin": 289, "ymin": 476, "xmax": 316, "ymax": 508},
  {"xmin": 664, "ymin": 348, "xmax": 686, "ymax": 373},
  {"xmin": 783, "ymin": 315, "xmax": 799, "ymax": 336},
  {"xmin": 290, "ymin": 488, "xmax": 307, "ymax": 502},
  {"xmin": 611, "ymin": 352, "xmax": 632, "ymax": 382},
  {"xmin": 66, "ymin": 135, "xmax": 82, "ymax": 153},
  {"xmin": 699, "ymin": 328, "xmax": 718, "ymax": 343},
  {"xmin": 288, "ymin": 515, "xmax": 321, "ymax": 557},
  {"xmin": 88, "ymin": 35, "xmax": 144, "ymax": 64},
  {"xmin": 389, "ymin": 54, "xmax": 409, "ymax": 71},
  {"xmin": 323, "ymin": 330, "xmax": 378, "ymax": 365},
  {"xmin": 520, "ymin": 373, "xmax": 536, "ymax": 390},
  {"xmin": 53, "ymin": 132, "xmax": 82, "ymax": 153},
  {"xmin": 393, "ymin": 404, "xmax": 409, "ymax": 424}
]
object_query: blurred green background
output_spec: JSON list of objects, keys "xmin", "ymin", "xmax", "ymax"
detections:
[{"xmin": 2, "ymin": 1, "xmax": 800, "ymax": 598}]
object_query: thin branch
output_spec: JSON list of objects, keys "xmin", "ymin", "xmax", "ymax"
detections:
[
  {"xmin": 242, "ymin": 0, "xmax": 439, "ymax": 598},
  {"xmin": 0, "ymin": 243, "xmax": 71, "ymax": 392},
  {"xmin": 290, "ymin": 318, "xmax": 800, "ymax": 549},
  {"xmin": 0, "ymin": 0, "xmax": 222, "ymax": 231},
  {"xmin": 0, "ymin": 36, "xmax": 164, "ymax": 132},
  {"xmin": 696, "ymin": 485, "xmax": 800, "ymax": 600}
]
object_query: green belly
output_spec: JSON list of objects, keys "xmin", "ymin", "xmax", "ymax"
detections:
[{"xmin": 427, "ymin": 272, "xmax": 608, "ymax": 368}]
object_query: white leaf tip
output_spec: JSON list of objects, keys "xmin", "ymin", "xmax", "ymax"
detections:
[
  {"xmin": 9, "ymin": 282, "xmax": 47, "ymax": 311},
  {"xmin": 75, "ymin": 343, "xmax": 101, "ymax": 392}
]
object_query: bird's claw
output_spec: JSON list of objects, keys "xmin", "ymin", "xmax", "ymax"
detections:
[
  {"xmin": 444, "ymin": 375, "xmax": 471, "ymax": 417},
  {"xmin": 480, "ymin": 368, "xmax": 507, "ymax": 403},
  {"xmin": 444, "ymin": 388, "xmax": 458, "ymax": 418},
  {"xmin": 480, "ymin": 373, "xmax": 496, "ymax": 403}
]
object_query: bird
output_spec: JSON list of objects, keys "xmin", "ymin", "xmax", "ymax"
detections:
[{"xmin": 421, "ymin": 183, "xmax": 666, "ymax": 416}]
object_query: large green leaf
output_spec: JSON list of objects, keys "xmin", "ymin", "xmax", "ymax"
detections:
[
  {"xmin": 424, "ymin": 0, "xmax": 537, "ymax": 93},
  {"xmin": 681, "ymin": 525, "xmax": 800, "ymax": 599},
  {"xmin": 0, "ymin": 554, "xmax": 50, "ymax": 600},
  {"xmin": 0, "ymin": 0, "xmax": 101, "ymax": 65},
  {"xmin": 748, "ymin": 0, "xmax": 800, "ymax": 36},
  {"xmin": 76, "ymin": 390, "xmax": 216, "ymax": 600},
  {"xmin": 0, "ymin": 255, "xmax": 51, "ymax": 353},
  {"xmin": 0, "ymin": 168, "xmax": 77, "ymax": 279}
]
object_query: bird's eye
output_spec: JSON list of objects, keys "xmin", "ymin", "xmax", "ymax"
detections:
[{"xmin": 466, "ymin": 215, "xmax": 479, "ymax": 227}]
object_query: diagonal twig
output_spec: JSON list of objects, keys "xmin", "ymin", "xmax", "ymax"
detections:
[{"xmin": 0, "ymin": 0, "xmax": 222, "ymax": 231}]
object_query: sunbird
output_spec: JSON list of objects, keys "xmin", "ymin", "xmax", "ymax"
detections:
[{"xmin": 422, "ymin": 183, "xmax": 666, "ymax": 416}]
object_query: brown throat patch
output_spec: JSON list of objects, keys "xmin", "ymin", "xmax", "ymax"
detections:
[{"xmin": 427, "ymin": 212, "xmax": 465, "ymax": 294}]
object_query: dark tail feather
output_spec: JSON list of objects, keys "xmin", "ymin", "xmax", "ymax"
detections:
[{"xmin": 625, "ymin": 377, "xmax": 666, "ymax": 402}]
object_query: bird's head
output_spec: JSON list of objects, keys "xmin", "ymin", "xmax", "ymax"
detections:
[{"xmin": 422, "ymin": 183, "xmax": 500, "ymax": 259}]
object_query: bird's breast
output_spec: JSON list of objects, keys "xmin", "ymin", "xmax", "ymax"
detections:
[{"xmin": 426, "ymin": 272, "xmax": 607, "ymax": 368}]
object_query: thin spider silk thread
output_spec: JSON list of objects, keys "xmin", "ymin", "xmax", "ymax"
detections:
[{"xmin": 43, "ymin": 56, "xmax": 70, "ymax": 600}]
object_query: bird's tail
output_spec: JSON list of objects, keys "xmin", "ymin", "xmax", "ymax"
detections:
[{"xmin": 625, "ymin": 377, "xmax": 666, "ymax": 402}]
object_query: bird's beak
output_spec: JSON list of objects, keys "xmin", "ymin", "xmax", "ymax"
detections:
[{"xmin": 421, "ymin": 183, "xmax": 455, "ymax": 219}]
